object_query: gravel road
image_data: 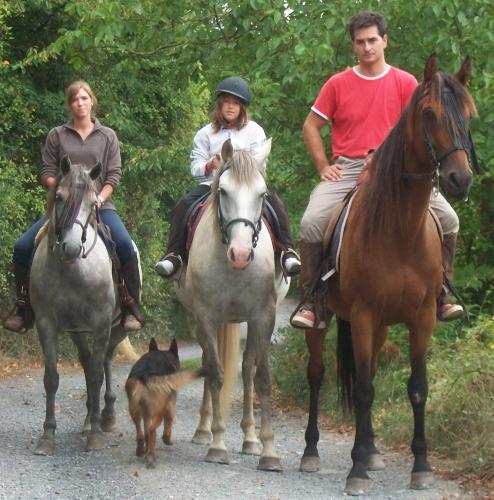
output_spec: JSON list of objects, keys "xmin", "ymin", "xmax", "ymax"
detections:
[{"xmin": 0, "ymin": 299, "xmax": 473, "ymax": 499}]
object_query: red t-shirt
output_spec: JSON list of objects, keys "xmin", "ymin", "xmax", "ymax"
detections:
[{"xmin": 312, "ymin": 66, "xmax": 418, "ymax": 158}]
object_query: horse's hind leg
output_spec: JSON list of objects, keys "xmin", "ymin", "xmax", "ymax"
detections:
[
  {"xmin": 85, "ymin": 327, "xmax": 110, "ymax": 450},
  {"xmin": 240, "ymin": 333, "xmax": 260, "ymax": 455},
  {"xmin": 191, "ymin": 352, "xmax": 213, "ymax": 445},
  {"xmin": 101, "ymin": 327, "xmax": 125, "ymax": 432},
  {"xmin": 408, "ymin": 321, "xmax": 434, "ymax": 490},
  {"xmin": 362, "ymin": 325, "xmax": 388, "ymax": 472},
  {"xmin": 300, "ymin": 326, "xmax": 328, "ymax": 473},
  {"xmin": 34, "ymin": 324, "xmax": 59, "ymax": 456},
  {"xmin": 70, "ymin": 333, "xmax": 92, "ymax": 434}
]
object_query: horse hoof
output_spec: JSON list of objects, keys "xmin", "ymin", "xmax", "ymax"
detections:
[
  {"xmin": 101, "ymin": 416, "xmax": 116, "ymax": 433},
  {"xmin": 86, "ymin": 431, "xmax": 106, "ymax": 451},
  {"xmin": 241, "ymin": 440, "xmax": 260, "ymax": 455},
  {"xmin": 205, "ymin": 447, "xmax": 229, "ymax": 464},
  {"xmin": 344, "ymin": 477, "xmax": 372, "ymax": 496},
  {"xmin": 192, "ymin": 430, "xmax": 212, "ymax": 445},
  {"xmin": 365, "ymin": 453, "xmax": 385, "ymax": 471},
  {"xmin": 300, "ymin": 455, "xmax": 320, "ymax": 473},
  {"xmin": 146, "ymin": 457, "xmax": 156, "ymax": 469},
  {"xmin": 410, "ymin": 471, "xmax": 434, "ymax": 490},
  {"xmin": 34, "ymin": 437, "xmax": 55, "ymax": 456},
  {"xmin": 258, "ymin": 456, "xmax": 282, "ymax": 472}
]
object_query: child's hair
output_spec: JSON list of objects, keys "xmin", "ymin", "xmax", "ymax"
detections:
[{"xmin": 210, "ymin": 94, "xmax": 248, "ymax": 132}]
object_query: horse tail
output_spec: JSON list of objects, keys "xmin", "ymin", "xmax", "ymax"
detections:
[
  {"xmin": 217, "ymin": 322, "xmax": 241, "ymax": 421},
  {"xmin": 115, "ymin": 337, "xmax": 139, "ymax": 362},
  {"xmin": 336, "ymin": 317, "xmax": 355, "ymax": 412}
]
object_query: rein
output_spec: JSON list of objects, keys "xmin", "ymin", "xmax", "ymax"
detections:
[{"xmin": 215, "ymin": 168, "xmax": 264, "ymax": 248}]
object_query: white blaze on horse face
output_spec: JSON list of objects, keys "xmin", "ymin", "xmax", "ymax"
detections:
[
  {"xmin": 219, "ymin": 170, "xmax": 266, "ymax": 271},
  {"xmin": 56, "ymin": 194, "xmax": 94, "ymax": 261}
]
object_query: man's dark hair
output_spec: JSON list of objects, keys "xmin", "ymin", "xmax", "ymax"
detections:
[{"xmin": 348, "ymin": 11, "xmax": 387, "ymax": 41}]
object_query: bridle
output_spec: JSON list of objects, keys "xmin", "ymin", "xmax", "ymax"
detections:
[
  {"xmin": 53, "ymin": 196, "xmax": 100, "ymax": 259},
  {"xmin": 402, "ymin": 88, "xmax": 479, "ymax": 182},
  {"xmin": 216, "ymin": 167, "xmax": 265, "ymax": 248}
]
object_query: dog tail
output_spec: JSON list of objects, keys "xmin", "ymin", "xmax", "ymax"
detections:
[{"xmin": 142, "ymin": 367, "xmax": 206, "ymax": 397}]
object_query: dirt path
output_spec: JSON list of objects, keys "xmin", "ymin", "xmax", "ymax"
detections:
[{"xmin": 0, "ymin": 297, "xmax": 476, "ymax": 499}]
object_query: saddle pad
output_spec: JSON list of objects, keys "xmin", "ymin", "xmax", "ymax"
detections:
[{"xmin": 321, "ymin": 191, "xmax": 357, "ymax": 281}]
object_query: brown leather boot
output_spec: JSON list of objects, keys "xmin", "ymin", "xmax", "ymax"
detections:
[
  {"xmin": 3, "ymin": 263, "xmax": 34, "ymax": 334},
  {"xmin": 438, "ymin": 232, "xmax": 464, "ymax": 321},
  {"xmin": 290, "ymin": 240, "xmax": 325, "ymax": 329},
  {"xmin": 119, "ymin": 254, "xmax": 145, "ymax": 332}
]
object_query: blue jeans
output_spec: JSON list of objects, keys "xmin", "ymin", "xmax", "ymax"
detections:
[{"xmin": 13, "ymin": 209, "xmax": 135, "ymax": 268}]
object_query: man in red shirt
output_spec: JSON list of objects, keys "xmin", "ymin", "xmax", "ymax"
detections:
[{"xmin": 291, "ymin": 11, "xmax": 464, "ymax": 329}]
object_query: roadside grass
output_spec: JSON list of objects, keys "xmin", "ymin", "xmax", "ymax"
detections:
[{"xmin": 271, "ymin": 316, "xmax": 494, "ymax": 480}]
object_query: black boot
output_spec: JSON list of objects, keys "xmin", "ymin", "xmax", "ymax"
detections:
[
  {"xmin": 3, "ymin": 263, "xmax": 34, "ymax": 334},
  {"xmin": 119, "ymin": 254, "xmax": 145, "ymax": 332}
]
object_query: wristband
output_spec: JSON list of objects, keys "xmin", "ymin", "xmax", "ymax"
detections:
[{"xmin": 97, "ymin": 195, "xmax": 105, "ymax": 205}]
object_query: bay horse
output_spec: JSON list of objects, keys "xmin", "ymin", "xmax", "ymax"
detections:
[
  {"xmin": 30, "ymin": 156, "xmax": 128, "ymax": 454},
  {"xmin": 175, "ymin": 138, "xmax": 290, "ymax": 471},
  {"xmin": 300, "ymin": 55, "xmax": 477, "ymax": 495}
]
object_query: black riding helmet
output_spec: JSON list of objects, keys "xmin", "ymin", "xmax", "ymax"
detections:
[{"xmin": 215, "ymin": 77, "xmax": 252, "ymax": 105}]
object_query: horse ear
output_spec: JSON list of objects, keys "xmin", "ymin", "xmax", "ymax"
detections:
[
  {"xmin": 61, "ymin": 155, "xmax": 71, "ymax": 175},
  {"xmin": 423, "ymin": 53, "xmax": 439, "ymax": 85},
  {"xmin": 169, "ymin": 338, "xmax": 178, "ymax": 359},
  {"xmin": 251, "ymin": 137, "xmax": 272, "ymax": 169},
  {"xmin": 221, "ymin": 139, "xmax": 233, "ymax": 162},
  {"xmin": 149, "ymin": 337, "xmax": 158, "ymax": 351},
  {"xmin": 456, "ymin": 56, "xmax": 471, "ymax": 86},
  {"xmin": 89, "ymin": 162, "xmax": 102, "ymax": 180}
]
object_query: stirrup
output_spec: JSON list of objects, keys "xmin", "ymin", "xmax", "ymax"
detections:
[
  {"xmin": 281, "ymin": 249, "xmax": 301, "ymax": 277},
  {"xmin": 290, "ymin": 305, "xmax": 326, "ymax": 330},
  {"xmin": 155, "ymin": 253, "xmax": 183, "ymax": 279},
  {"xmin": 437, "ymin": 303, "xmax": 464, "ymax": 321}
]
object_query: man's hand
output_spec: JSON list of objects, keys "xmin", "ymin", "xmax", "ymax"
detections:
[{"xmin": 319, "ymin": 163, "xmax": 342, "ymax": 181}]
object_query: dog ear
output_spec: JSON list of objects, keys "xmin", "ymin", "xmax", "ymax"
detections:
[
  {"xmin": 149, "ymin": 337, "xmax": 158, "ymax": 351},
  {"xmin": 169, "ymin": 338, "xmax": 178, "ymax": 359}
]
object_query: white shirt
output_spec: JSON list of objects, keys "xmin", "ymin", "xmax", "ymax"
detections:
[{"xmin": 190, "ymin": 120, "xmax": 266, "ymax": 184}]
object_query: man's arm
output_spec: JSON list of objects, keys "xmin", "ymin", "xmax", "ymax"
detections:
[{"xmin": 303, "ymin": 111, "xmax": 342, "ymax": 181}]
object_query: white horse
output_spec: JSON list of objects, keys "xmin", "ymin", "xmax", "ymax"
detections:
[
  {"xmin": 30, "ymin": 156, "xmax": 127, "ymax": 454},
  {"xmin": 175, "ymin": 138, "xmax": 289, "ymax": 471}
]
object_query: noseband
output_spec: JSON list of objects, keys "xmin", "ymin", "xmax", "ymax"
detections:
[
  {"xmin": 53, "ymin": 199, "xmax": 99, "ymax": 259},
  {"xmin": 216, "ymin": 169, "xmax": 265, "ymax": 248}
]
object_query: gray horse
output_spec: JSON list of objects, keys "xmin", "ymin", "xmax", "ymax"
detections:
[
  {"xmin": 30, "ymin": 156, "xmax": 127, "ymax": 455},
  {"xmin": 175, "ymin": 139, "xmax": 289, "ymax": 471}
]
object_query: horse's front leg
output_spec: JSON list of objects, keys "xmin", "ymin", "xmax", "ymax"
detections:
[
  {"xmin": 408, "ymin": 318, "xmax": 434, "ymax": 490},
  {"xmin": 196, "ymin": 320, "xmax": 228, "ymax": 464},
  {"xmin": 34, "ymin": 322, "xmax": 59, "ymax": 456},
  {"xmin": 69, "ymin": 333, "xmax": 92, "ymax": 434},
  {"xmin": 191, "ymin": 351, "xmax": 213, "ymax": 445},
  {"xmin": 300, "ymin": 325, "xmax": 328, "ymax": 472},
  {"xmin": 240, "ymin": 331, "xmax": 260, "ymax": 455},
  {"xmin": 251, "ymin": 313, "xmax": 282, "ymax": 472},
  {"xmin": 85, "ymin": 326, "xmax": 110, "ymax": 450}
]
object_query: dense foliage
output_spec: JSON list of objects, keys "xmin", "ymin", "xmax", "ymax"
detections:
[{"xmin": 1, "ymin": 0, "xmax": 493, "ymax": 476}]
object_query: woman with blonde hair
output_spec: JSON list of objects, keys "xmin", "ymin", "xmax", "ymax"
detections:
[{"xmin": 3, "ymin": 81, "xmax": 144, "ymax": 333}]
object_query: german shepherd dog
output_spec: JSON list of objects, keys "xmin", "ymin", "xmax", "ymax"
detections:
[{"xmin": 125, "ymin": 338, "xmax": 205, "ymax": 467}]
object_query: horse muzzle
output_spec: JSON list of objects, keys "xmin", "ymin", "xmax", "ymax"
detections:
[
  {"xmin": 440, "ymin": 168, "xmax": 473, "ymax": 200},
  {"xmin": 227, "ymin": 245, "xmax": 254, "ymax": 270}
]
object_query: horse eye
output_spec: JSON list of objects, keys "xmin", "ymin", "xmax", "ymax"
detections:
[
  {"xmin": 218, "ymin": 188, "xmax": 226, "ymax": 197},
  {"xmin": 423, "ymin": 108, "xmax": 436, "ymax": 121}
]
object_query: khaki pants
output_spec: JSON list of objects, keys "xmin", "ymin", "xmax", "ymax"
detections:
[{"xmin": 299, "ymin": 156, "xmax": 459, "ymax": 242}]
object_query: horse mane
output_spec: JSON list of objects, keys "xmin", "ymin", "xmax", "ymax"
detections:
[
  {"xmin": 360, "ymin": 71, "xmax": 476, "ymax": 240},
  {"xmin": 55, "ymin": 164, "xmax": 94, "ymax": 234}
]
